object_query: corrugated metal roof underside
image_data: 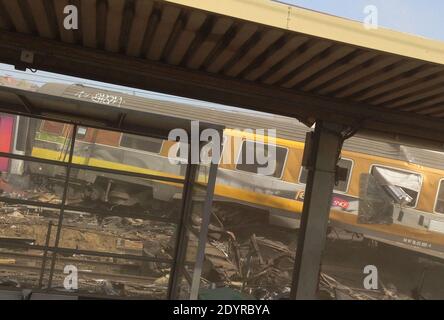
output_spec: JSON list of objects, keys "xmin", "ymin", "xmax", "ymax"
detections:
[{"xmin": 1, "ymin": 0, "xmax": 444, "ymax": 118}]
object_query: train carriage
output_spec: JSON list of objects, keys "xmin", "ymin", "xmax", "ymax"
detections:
[{"xmin": 2, "ymin": 82, "xmax": 444, "ymax": 260}]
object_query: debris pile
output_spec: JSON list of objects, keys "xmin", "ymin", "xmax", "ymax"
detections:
[
  {"xmin": 188, "ymin": 203, "xmax": 416, "ymax": 300},
  {"xmin": 188, "ymin": 204, "xmax": 298, "ymax": 299},
  {"xmin": 0, "ymin": 191, "xmax": 176, "ymax": 299},
  {"xmin": 0, "ymin": 176, "xmax": 432, "ymax": 300},
  {"xmin": 319, "ymin": 273, "xmax": 409, "ymax": 300}
]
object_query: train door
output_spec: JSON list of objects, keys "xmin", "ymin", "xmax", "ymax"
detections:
[{"xmin": 0, "ymin": 114, "xmax": 14, "ymax": 171}]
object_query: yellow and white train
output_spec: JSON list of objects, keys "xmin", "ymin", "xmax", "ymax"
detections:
[{"xmin": 2, "ymin": 82, "xmax": 444, "ymax": 260}]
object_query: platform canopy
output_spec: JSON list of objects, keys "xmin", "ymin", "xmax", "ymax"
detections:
[{"xmin": 0, "ymin": 0, "xmax": 444, "ymax": 142}]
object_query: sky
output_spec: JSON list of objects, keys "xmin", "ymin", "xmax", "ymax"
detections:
[
  {"xmin": 281, "ymin": 0, "xmax": 444, "ymax": 41},
  {"xmin": 0, "ymin": 0, "xmax": 442, "ymax": 109}
]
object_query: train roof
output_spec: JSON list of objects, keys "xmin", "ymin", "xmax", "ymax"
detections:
[
  {"xmin": 0, "ymin": 82, "xmax": 222, "ymax": 140},
  {"xmin": 38, "ymin": 82, "xmax": 444, "ymax": 172}
]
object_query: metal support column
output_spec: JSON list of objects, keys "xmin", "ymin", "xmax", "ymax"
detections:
[
  {"xmin": 290, "ymin": 121, "xmax": 345, "ymax": 300},
  {"xmin": 167, "ymin": 158, "xmax": 198, "ymax": 299},
  {"xmin": 47, "ymin": 124, "xmax": 77, "ymax": 289},
  {"xmin": 168, "ymin": 128, "xmax": 223, "ymax": 300},
  {"xmin": 189, "ymin": 160, "xmax": 219, "ymax": 300}
]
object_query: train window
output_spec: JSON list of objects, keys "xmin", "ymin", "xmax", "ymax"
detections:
[
  {"xmin": 3, "ymin": 115, "xmax": 74, "ymax": 162},
  {"xmin": 40, "ymin": 120, "xmax": 65, "ymax": 135},
  {"xmin": 299, "ymin": 158, "xmax": 353, "ymax": 193},
  {"xmin": 76, "ymin": 126, "xmax": 87, "ymax": 139},
  {"xmin": 434, "ymin": 180, "xmax": 444, "ymax": 214},
  {"xmin": 172, "ymin": 137, "xmax": 227, "ymax": 164},
  {"xmin": 201, "ymin": 136, "xmax": 227, "ymax": 164},
  {"xmin": 370, "ymin": 166, "xmax": 422, "ymax": 207},
  {"xmin": 120, "ymin": 133, "xmax": 163, "ymax": 154},
  {"xmin": 235, "ymin": 141, "xmax": 288, "ymax": 179}
]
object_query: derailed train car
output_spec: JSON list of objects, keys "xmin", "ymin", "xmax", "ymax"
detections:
[{"xmin": 2, "ymin": 82, "xmax": 444, "ymax": 260}]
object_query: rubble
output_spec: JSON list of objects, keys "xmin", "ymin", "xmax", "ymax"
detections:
[
  {"xmin": 0, "ymin": 176, "xmax": 175, "ymax": 298},
  {"xmin": 154, "ymin": 275, "xmax": 169, "ymax": 286},
  {"xmin": 319, "ymin": 273, "xmax": 410, "ymax": 300},
  {"xmin": 0, "ymin": 177, "xmax": 440, "ymax": 300},
  {"xmin": 186, "ymin": 203, "xmax": 429, "ymax": 300}
]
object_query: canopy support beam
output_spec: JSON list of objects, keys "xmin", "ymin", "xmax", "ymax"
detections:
[
  {"xmin": 2, "ymin": 31, "xmax": 444, "ymax": 145},
  {"xmin": 290, "ymin": 121, "xmax": 345, "ymax": 300}
]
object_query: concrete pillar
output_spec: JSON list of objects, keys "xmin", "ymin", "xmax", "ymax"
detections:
[{"xmin": 290, "ymin": 121, "xmax": 345, "ymax": 300}]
